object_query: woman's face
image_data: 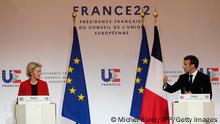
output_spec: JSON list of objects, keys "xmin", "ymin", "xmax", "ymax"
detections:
[{"xmin": 30, "ymin": 67, "xmax": 42, "ymax": 80}]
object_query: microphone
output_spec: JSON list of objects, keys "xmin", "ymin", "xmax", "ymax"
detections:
[
  {"xmin": 183, "ymin": 87, "xmax": 185, "ymax": 94},
  {"xmin": 183, "ymin": 87, "xmax": 188, "ymax": 94},
  {"xmin": 201, "ymin": 87, "xmax": 203, "ymax": 93}
]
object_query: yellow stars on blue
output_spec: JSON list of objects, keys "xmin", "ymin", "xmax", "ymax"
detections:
[
  {"xmin": 69, "ymin": 87, "xmax": 76, "ymax": 94},
  {"xmin": 138, "ymin": 87, "xmax": 144, "ymax": 94},
  {"xmin": 135, "ymin": 77, "xmax": 141, "ymax": 84},
  {"xmin": 69, "ymin": 87, "xmax": 86, "ymax": 101},
  {"xmin": 136, "ymin": 66, "xmax": 142, "ymax": 73},
  {"xmin": 68, "ymin": 66, "xmax": 74, "ymax": 73},
  {"xmin": 78, "ymin": 94, "xmax": 85, "ymax": 101},
  {"xmin": 136, "ymin": 77, "xmax": 144, "ymax": 94},
  {"xmin": 73, "ymin": 58, "xmax": 80, "ymax": 64},
  {"xmin": 67, "ymin": 57, "xmax": 87, "ymax": 102},
  {"xmin": 142, "ymin": 57, "xmax": 149, "ymax": 64},
  {"xmin": 66, "ymin": 77, "xmax": 72, "ymax": 84}
]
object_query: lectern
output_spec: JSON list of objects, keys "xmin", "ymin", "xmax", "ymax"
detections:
[
  {"xmin": 15, "ymin": 96, "xmax": 56, "ymax": 124},
  {"xmin": 172, "ymin": 94, "xmax": 215, "ymax": 124}
]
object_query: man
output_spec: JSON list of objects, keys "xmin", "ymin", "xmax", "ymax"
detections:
[{"xmin": 163, "ymin": 55, "xmax": 212, "ymax": 99}]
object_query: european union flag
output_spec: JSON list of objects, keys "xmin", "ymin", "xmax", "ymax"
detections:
[
  {"xmin": 62, "ymin": 26, "xmax": 91, "ymax": 124},
  {"xmin": 130, "ymin": 26, "xmax": 150, "ymax": 119}
]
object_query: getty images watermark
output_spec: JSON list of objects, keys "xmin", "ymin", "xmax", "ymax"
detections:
[
  {"xmin": 170, "ymin": 117, "xmax": 218, "ymax": 123},
  {"xmin": 110, "ymin": 116, "xmax": 218, "ymax": 123}
]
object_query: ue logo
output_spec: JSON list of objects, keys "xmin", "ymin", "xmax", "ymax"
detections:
[
  {"xmin": 101, "ymin": 69, "xmax": 120, "ymax": 82},
  {"xmin": 2, "ymin": 70, "xmax": 21, "ymax": 83},
  {"xmin": 199, "ymin": 68, "xmax": 219, "ymax": 81}
]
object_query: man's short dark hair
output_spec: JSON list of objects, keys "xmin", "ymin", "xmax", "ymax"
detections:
[{"xmin": 184, "ymin": 55, "xmax": 199, "ymax": 69}]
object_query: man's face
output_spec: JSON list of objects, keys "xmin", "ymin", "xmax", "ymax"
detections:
[{"xmin": 182, "ymin": 60, "xmax": 194, "ymax": 73}]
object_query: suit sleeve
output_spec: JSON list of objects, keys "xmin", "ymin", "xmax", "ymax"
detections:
[{"xmin": 164, "ymin": 76, "xmax": 183, "ymax": 93}]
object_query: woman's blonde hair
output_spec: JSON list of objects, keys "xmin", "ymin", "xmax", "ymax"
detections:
[{"xmin": 26, "ymin": 62, "xmax": 42, "ymax": 78}]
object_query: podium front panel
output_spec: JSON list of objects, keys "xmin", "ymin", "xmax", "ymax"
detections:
[
  {"xmin": 172, "ymin": 102, "xmax": 215, "ymax": 124},
  {"xmin": 15, "ymin": 104, "xmax": 56, "ymax": 124}
]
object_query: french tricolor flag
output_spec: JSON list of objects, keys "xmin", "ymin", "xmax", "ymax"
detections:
[
  {"xmin": 141, "ymin": 26, "xmax": 169, "ymax": 124},
  {"xmin": 130, "ymin": 26, "xmax": 169, "ymax": 124}
]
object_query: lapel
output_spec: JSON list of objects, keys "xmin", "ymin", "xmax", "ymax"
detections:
[{"xmin": 183, "ymin": 74, "xmax": 191, "ymax": 92}]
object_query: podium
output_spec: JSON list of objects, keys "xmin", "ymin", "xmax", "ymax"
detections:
[
  {"xmin": 15, "ymin": 96, "xmax": 56, "ymax": 124},
  {"xmin": 172, "ymin": 94, "xmax": 216, "ymax": 124}
]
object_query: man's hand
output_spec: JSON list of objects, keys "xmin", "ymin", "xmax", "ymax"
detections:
[
  {"xmin": 163, "ymin": 75, "xmax": 168, "ymax": 88},
  {"xmin": 184, "ymin": 90, "xmax": 192, "ymax": 94}
]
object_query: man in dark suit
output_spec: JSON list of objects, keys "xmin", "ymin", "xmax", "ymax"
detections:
[{"xmin": 163, "ymin": 55, "xmax": 212, "ymax": 99}]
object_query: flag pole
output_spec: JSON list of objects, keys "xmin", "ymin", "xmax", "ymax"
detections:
[
  {"xmin": 153, "ymin": 8, "xmax": 167, "ymax": 82},
  {"xmin": 153, "ymin": 8, "xmax": 158, "ymax": 25},
  {"xmin": 72, "ymin": 10, "xmax": 79, "ymax": 124},
  {"xmin": 141, "ymin": 8, "xmax": 145, "ymax": 26},
  {"xmin": 72, "ymin": 11, "xmax": 77, "ymax": 26}
]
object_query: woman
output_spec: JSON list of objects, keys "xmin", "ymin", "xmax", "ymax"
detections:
[{"xmin": 18, "ymin": 62, "xmax": 49, "ymax": 96}]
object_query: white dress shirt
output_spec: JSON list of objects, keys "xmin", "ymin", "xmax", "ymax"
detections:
[{"xmin": 189, "ymin": 70, "xmax": 198, "ymax": 83}]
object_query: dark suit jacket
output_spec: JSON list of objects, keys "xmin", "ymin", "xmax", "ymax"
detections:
[
  {"xmin": 18, "ymin": 79, "xmax": 49, "ymax": 96},
  {"xmin": 164, "ymin": 71, "xmax": 212, "ymax": 99}
]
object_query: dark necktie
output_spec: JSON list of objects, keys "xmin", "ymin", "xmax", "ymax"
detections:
[{"xmin": 189, "ymin": 75, "xmax": 193, "ymax": 84}]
